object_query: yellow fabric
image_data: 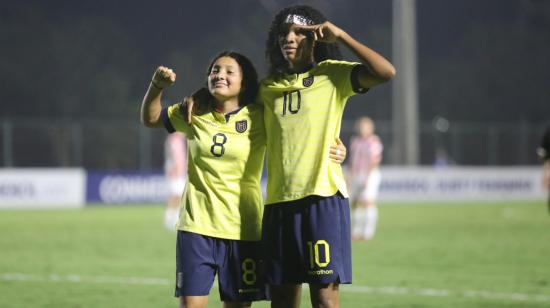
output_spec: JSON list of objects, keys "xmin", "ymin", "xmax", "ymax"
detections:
[
  {"xmin": 259, "ymin": 60, "xmax": 363, "ymax": 204},
  {"xmin": 165, "ymin": 103, "xmax": 266, "ymax": 240}
]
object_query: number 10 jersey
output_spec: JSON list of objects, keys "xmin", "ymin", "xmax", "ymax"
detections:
[{"xmin": 259, "ymin": 60, "xmax": 367, "ymax": 205}]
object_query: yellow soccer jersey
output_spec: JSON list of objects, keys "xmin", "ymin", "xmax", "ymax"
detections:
[
  {"xmin": 259, "ymin": 60, "xmax": 367, "ymax": 205},
  {"xmin": 160, "ymin": 103, "xmax": 266, "ymax": 241}
]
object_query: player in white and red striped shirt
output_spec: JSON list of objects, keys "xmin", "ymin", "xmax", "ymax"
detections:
[
  {"xmin": 163, "ymin": 132, "xmax": 187, "ymax": 230},
  {"xmin": 348, "ymin": 117, "xmax": 383, "ymax": 240},
  {"xmin": 537, "ymin": 125, "xmax": 550, "ymax": 213}
]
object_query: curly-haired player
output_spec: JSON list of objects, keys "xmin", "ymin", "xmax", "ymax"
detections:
[{"xmin": 258, "ymin": 5, "xmax": 396, "ymax": 308}]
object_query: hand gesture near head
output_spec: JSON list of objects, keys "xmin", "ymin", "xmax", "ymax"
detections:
[
  {"xmin": 151, "ymin": 66, "xmax": 176, "ymax": 90},
  {"xmin": 298, "ymin": 21, "xmax": 345, "ymax": 43}
]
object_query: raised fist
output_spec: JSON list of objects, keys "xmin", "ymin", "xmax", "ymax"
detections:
[{"xmin": 151, "ymin": 66, "xmax": 176, "ymax": 89}]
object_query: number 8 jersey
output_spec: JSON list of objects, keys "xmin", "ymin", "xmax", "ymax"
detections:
[
  {"xmin": 259, "ymin": 60, "xmax": 367, "ymax": 205},
  {"xmin": 161, "ymin": 103, "xmax": 266, "ymax": 241}
]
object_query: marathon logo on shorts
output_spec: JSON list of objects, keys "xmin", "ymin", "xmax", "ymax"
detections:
[
  {"xmin": 303, "ymin": 75, "xmax": 314, "ymax": 87},
  {"xmin": 238, "ymin": 288, "xmax": 260, "ymax": 294},
  {"xmin": 235, "ymin": 120, "xmax": 248, "ymax": 133},
  {"xmin": 308, "ymin": 269, "xmax": 334, "ymax": 276}
]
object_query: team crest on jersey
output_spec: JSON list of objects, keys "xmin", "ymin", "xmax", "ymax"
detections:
[
  {"xmin": 303, "ymin": 75, "xmax": 314, "ymax": 87},
  {"xmin": 235, "ymin": 120, "xmax": 248, "ymax": 133}
]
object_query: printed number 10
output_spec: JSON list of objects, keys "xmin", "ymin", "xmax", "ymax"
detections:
[
  {"xmin": 282, "ymin": 90, "xmax": 301, "ymax": 116},
  {"xmin": 307, "ymin": 240, "xmax": 331, "ymax": 268}
]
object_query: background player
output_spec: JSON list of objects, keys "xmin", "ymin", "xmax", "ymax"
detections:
[
  {"xmin": 537, "ymin": 124, "xmax": 550, "ymax": 212},
  {"xmin": 348, "ymin": 116, "xmax": 383, "ymax": 241},
  {"xmin": 163, "ymin": 132, "xmax": 187, "ymax": 231},
  {"xmin": 258, "ymin": 5, "xmax": 395, "ymax": 308}
]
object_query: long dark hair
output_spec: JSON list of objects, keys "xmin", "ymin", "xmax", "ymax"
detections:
[
  {"xmin": 206, "ymin": 51, "xmax": 258, "ymax": 106},
  {"xmin": 265, "ymin": 5, "xmax": 342, "ymax": 78}
]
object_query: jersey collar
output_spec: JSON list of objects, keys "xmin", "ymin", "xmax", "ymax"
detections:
[
  {"xmin": 282, "ymin": 63, "xmax": 316, "ymax": 85},
  {"xmin": 212, "ymin": 106, "xmax": 244, "ymax": 123}
]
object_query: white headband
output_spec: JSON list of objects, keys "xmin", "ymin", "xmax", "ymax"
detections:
[{"xmin": 284, "ymin": 14, "xmax": 314, "ymax": 26}]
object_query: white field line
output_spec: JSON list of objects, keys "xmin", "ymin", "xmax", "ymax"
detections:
[
  {"xmin": 2, "ymin": 273, "xmax": 550, "ymax": 303},
  {"xmin": 341, "ymin": 285, "xmax": 550, "ymax": 303},
  {"xmin": 1, "ymin": 273, "xmax": 171, "ymax": 286}
]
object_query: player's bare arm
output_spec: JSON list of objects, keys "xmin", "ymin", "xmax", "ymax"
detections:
[
  {"xmin": 140, "ymin": 66, "xmax": 176, "ymax": 128},
  {"xmin": 298, "ymin": 22, "xmax": 396, "ymax": 89}
]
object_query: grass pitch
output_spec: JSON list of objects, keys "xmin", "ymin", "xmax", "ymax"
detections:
[{"xmin": 1, "ymin": 201, "xmax": 549, "ymax": 307}]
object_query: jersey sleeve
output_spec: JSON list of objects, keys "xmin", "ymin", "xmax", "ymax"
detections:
[
  {"xmin": 321, "ymin": 60, "xmax": 368, "ymax": 98},
  {"xmin": 160, "ymin": 103, "xmax": 192, "ymax": 135},
  {"xmin": 350, "ymin": 65, "xmax": 370, "ymax": 94}
]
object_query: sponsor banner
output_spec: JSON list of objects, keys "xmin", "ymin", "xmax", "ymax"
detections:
[
  {"xmin": 377, "ymin": 167, "xmax": 546, "ymax": 201},
  {"xmin": 87, "ymin": 171, "xmax": 169, "ymax": 204},
  {"xmin": 0, "ymin": 169, "xmax": 85, "ymax": 209}
]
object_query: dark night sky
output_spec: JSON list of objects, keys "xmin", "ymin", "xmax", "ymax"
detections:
[
  {"xmin": 8, "ymin": 0, "xmax": 517, "ymax": 67},
  {"xmin": 1, "ymin": 0, "xmax": 548, "ymax": 122},
  {"xmin": 2, "ymin": 0, "xmax": 549, "ymax": 167}
]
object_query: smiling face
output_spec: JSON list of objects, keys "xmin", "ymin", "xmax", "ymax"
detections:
[
  {"xmin": 278, "ymin": 24, "xmax": 315, "ymax": 70},
  {"xmin": 207, "ymin": 56, "xmax": 243, "ymax": 102}
]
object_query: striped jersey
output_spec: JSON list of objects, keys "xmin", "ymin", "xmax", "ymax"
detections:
[
  {"xmin": 164, "ymin": 132, "xmax": 187, "ymax": 180},
  {"xmin": 349, "ymin": 135, "xmax": 383, "ymax": 179},
  {"xmin": 258, "ymin": 60, "xmax": 367, "ymax": 204},
  {"xmin": 160, "ymin": 103, "xmax": 266, "ymax": 241}
]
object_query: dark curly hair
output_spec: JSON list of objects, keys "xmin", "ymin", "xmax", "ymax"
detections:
[
  {"xmin": 205, "ymin": 51, "xmax": 258, "ymax": 106},
  {"xmin": 265, "ymin": 5, "xmax": 342, "ymax": 78}
]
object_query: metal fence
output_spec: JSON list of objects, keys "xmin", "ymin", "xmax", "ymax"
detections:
[{"xmin": 1, "ymin": 118, "xmax": 546, "ymax": 169}]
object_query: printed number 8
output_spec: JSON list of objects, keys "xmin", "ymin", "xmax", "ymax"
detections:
[
  {"xmin": 241, "ymin": 258, "xmax": 257, "ymax": 285},
  {"xmin": 210, "ymin": 133, "xmax": 227, "ymax": 157}
]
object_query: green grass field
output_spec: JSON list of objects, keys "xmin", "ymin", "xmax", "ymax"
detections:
[{"xmin": 1, "ymin": 201, "xmax": 549, "ymax": 307}]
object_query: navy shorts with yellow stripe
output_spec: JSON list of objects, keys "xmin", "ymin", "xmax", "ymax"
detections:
[
  {"xmin": 175, "ymin": 231, "xmax": 270, "ymax": 302},
  {"xmin": 261, "ymin": 193, "xmax": 352, "ymax": 285}
]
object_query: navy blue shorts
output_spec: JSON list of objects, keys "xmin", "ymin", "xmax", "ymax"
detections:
[
  {"xmin": 261, "ymin": 193, "xmax": 352, "ymax": 285},
  {"xmin": 175, "ymin": 231, "xmax": 270, "ymax": 302}
]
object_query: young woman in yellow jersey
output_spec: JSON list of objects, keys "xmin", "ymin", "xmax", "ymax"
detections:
[
  {"xmin": 141, "ymin": 51, "xmax": 268, "ymax": 308},
  {"xmin": 258, "ymin": 5, "xmax": 396, "ymax": 308},
  {"xmin": 140, "ymin": 50, "xmax": 347, "ymax": 308}
]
